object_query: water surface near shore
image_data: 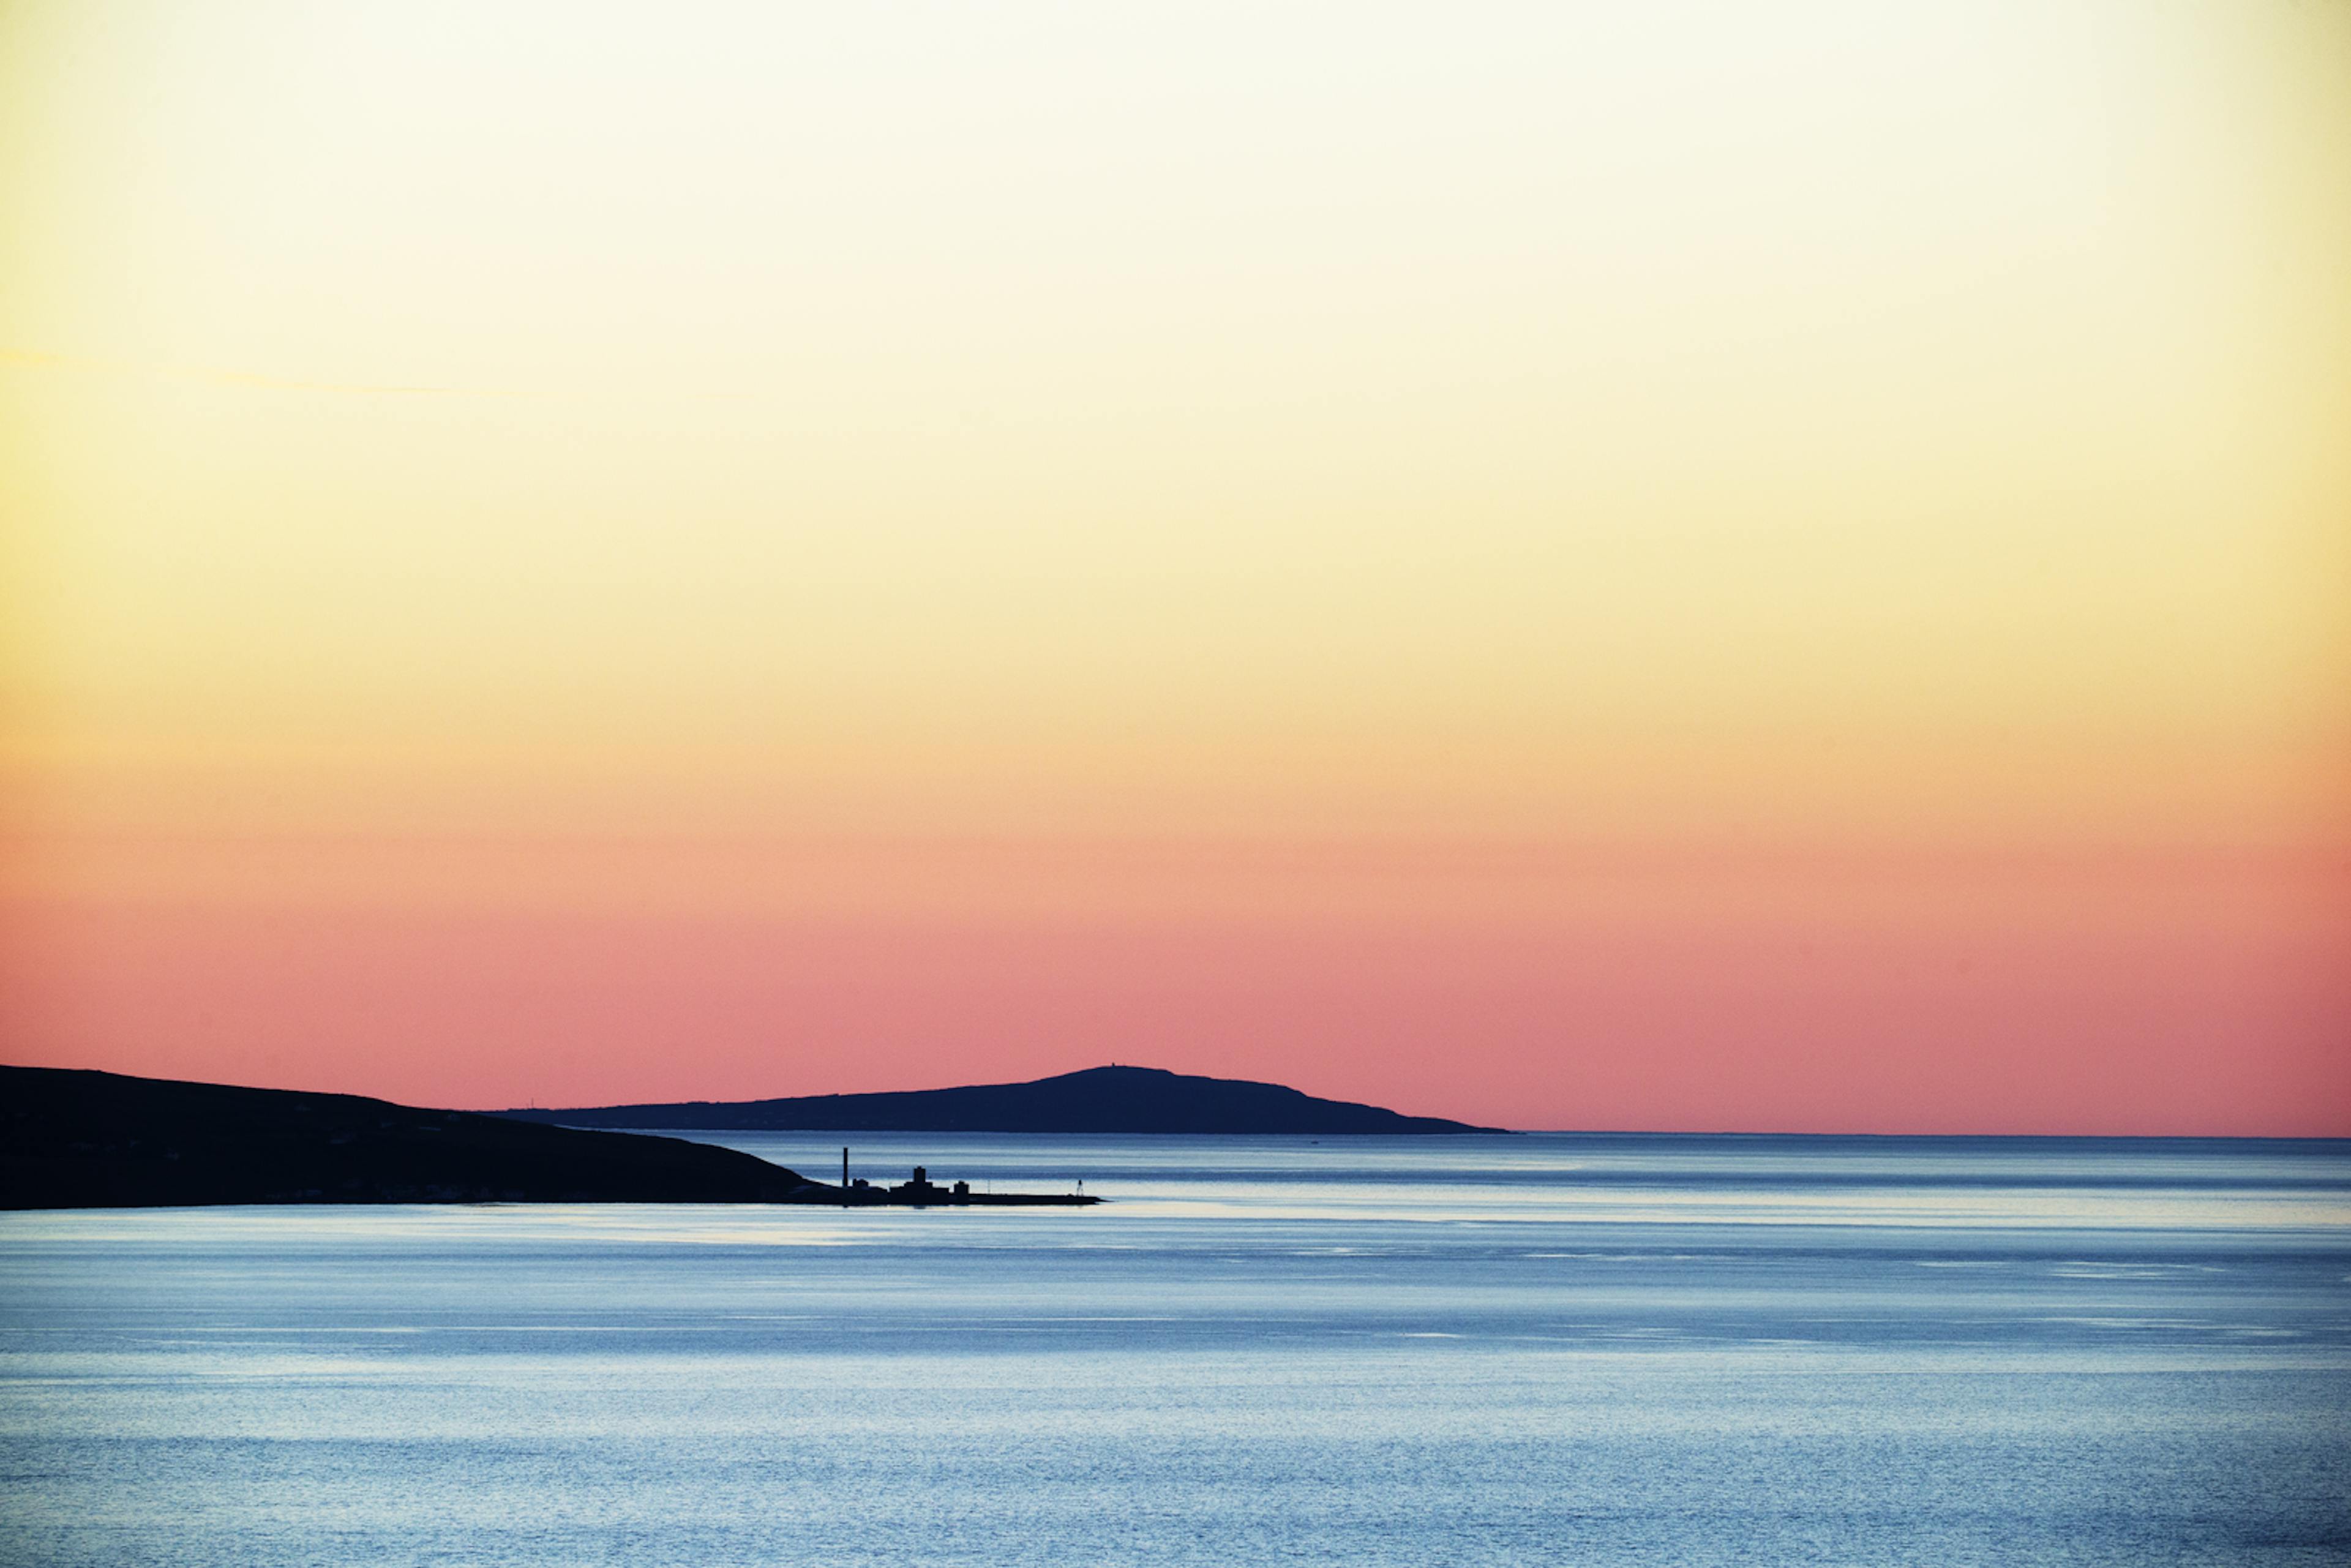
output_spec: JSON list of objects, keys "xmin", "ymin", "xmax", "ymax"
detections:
[{"xmin": 4, "ymin": 1133, "xmax": 2347, "ymax": 1566}]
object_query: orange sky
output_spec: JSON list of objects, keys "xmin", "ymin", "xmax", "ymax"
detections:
[{"xmin": 4, "ymin": 1, "xmax": 2347, "ymax": 1131}]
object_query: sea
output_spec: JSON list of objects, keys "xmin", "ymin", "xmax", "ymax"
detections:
[{"xmin": 2, "ymin": 1132, "xmax": 2347, "ymax": 1567}]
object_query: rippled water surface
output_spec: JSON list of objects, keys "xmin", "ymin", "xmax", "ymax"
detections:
[{"xmin": 4, "ymin": 1133, "xmax": 2348, "ymax": 1566}]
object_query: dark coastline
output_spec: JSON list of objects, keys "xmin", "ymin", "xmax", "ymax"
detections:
[
  {"xmin": 500, "ymin": 1063, "xmax": 1502, "ymax": 1135},
  {"xmin": 0, "ymin": 1067, "xmax": 1097, "ymax": 1210}
]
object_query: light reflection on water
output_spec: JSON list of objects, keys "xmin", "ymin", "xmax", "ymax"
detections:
[{"xmin": 3, "ymin": 1133, "xmax": 2348, "ymax": 1566}]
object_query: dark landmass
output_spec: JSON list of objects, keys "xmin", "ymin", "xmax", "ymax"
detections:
[
  {"xmin": 500, "ymin": 1063, "xmax": 1504, "ymax": 1135},
  {"xmin": 1, "ymin": 1065, "xmax": 829, "ymax": 1209},
  {"xmin": 1, "ymin": 1065, "xmax": 1099, "ymax": 1210}
]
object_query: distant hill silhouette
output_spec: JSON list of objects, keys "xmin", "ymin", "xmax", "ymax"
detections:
[
  {"xmin": 500, "ymin": 1065, "xmax": 1502, "ymax": 1134},
  {"xmin": 1, "ymin": 1065, "xmax": 826, "ymax": 1209}
]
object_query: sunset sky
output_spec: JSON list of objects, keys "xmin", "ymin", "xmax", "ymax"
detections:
[{"xmin": 4, "ymin": 0, "xmax": 2346, "ymax": 1132}]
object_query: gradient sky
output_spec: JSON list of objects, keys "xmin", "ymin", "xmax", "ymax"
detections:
[{"xmin": 4, "ymin": 0, "xmax": 2346, "ymax": 1132}]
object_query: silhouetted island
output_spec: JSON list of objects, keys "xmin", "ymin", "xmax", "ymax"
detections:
[
  {"xmin": 500, "ymin": 1063, "xmax": 1502, "ymax": 1135},
  {"xmin": 0, "ymin": 1067, "xmax": 1097, "ymax": 1210}
]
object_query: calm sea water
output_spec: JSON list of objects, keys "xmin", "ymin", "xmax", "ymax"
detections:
[{"xmin": 3, "ymin": 1133, "xmax": 2348, "ymax": 1567}]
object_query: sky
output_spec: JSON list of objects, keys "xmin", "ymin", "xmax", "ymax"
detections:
[{"xmin": 3, "ymin": 0, "xmax": 2346, "ymax": 1133}]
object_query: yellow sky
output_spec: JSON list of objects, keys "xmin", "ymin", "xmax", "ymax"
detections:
[{"xmin": 7, "ymin": 1, "xmax": 2346, "ymax": 801}]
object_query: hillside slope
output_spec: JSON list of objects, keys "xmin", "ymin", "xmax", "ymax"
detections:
[
  {"xmin": 2, "ymin": 1065, "xmax": 823, "ymax": 1209},
  {"xmin": 502, "ymin": 1064, "xmax": 1502, "ymax": 1135}
]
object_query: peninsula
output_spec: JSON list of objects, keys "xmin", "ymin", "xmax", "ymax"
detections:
[
  {"xmin": 500, "ymin": 1063, "xmax": 1502, "ymax": 1135},
  {"xmin": 0, "ymin": 1066, "xmax": 1095, "ymax": 1209}
]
